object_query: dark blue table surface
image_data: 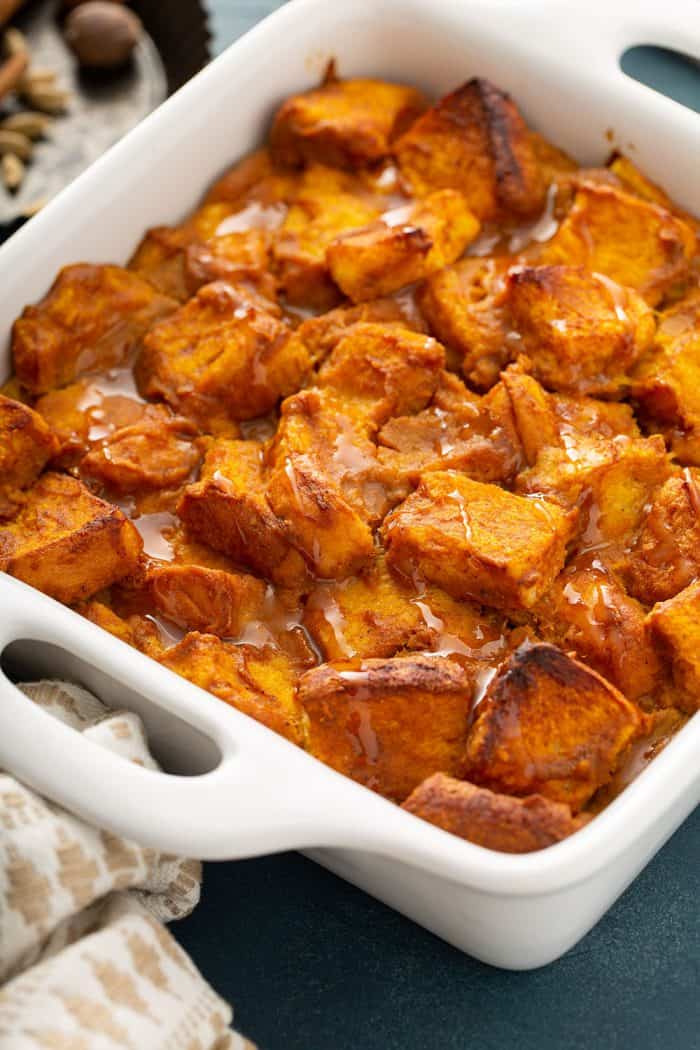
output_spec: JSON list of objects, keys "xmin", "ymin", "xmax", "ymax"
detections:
[{"xmin": 175, "ymin": 7, "xmax": 700, "ymax": 1048}]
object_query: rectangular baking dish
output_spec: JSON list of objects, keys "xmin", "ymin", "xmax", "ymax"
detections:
[{"xmin": 0, "ymin": 0, "xmax": 699, "ymax": 970}]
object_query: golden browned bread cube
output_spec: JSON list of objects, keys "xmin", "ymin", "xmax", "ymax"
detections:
[
  {"xmin": 203, "ymin": 147, "xmax": 276, "ymax": 205},
  {"xmin": 529, "ymin": 132, "xmax": 578, "ymax": 185},
  {"xmin": 270, "ymin": 77, "xmax": 426, "ymax": 169},
  {"xmin": 128, "ymin": 225, "xmax": 193, "ymax": 301},
  {"xmin": 0, "ymin": 394, "xmax": 58, "ymax": 518},
  {"xmin": 394, "ymin": 78, "xmax": 545, "ymax": 220},
  {"xmin": 34, "ymin": 376, "xmax": 199, "ymax": 470},
  {"xmin": 285, "ymin": 295, "xmax": 428, "ymax": 372},
  {"xmin": 540, "ymin": 182, "xmax": 696, "ymax": 305},
  {"xmin": 177, "ymin": 439, "xmax": 308, "ymax": 588},
  {"xmin": 316, "ymin": 322, "xmax": 445, "ymax": 426},
  {"xmin": 632, "ymin": 290, "xmax": 700, "ymax": 465},
  {"xmin": 608, "ymin": 153, "xmax": 673, "ymax": 209},
  {"xmin": 383, "ymin": 471, "xmax": 575, "ymax": 610},
  {"xmin": 80, "ymin": 599, "xmax": 165, "ymax": 659},
  {"xmin": 462, "ymin": 643, "xmax": 645, "ymax": 811},
  {"xmin": 505, "ymin": 265, "xmax": 656, "ymax": 396},
  {"xmin": 647, "ymin": 582, "xmax": 700, "ymax": 714},
  {"xmin": 142, "ymin": 561, "xmax": 266, "ymax": 637},
  {"xmin": 377, "ymin": 370, "xmax": 519, "ymax": 487},
  {"xmin": 130, "ymin": 225, "xmax": 273, "ymax": 303},
  {"xmin": 81, "ymin": 407, "xmax": 201, "ymax": 493},
  {"xmin": 621, "ymin": 471, "xmax": 700, "ymax": 605},
  {"xmin": 531, "ymin": 558, "xmax": 661, "ymax": 700},
  {"xmin": 159, "ymin": 632, "xmax": 305, "ymax": 744},
  {"xmin": 327, "ymin": 191, "xmax": 480, "ymax": 302},
  {"xmin": 0, "ymin": 472, "xmax": 142, "ymax": 604},
  {"xmin": 608, "ymin": 152, "xmax": 699, "ymax": 229},
  {"xmin": 417, "ymin": 256, "xmax": 511, "ymax": 389},
  {"xmin": 552, "ymin": 390, "xmax": 641, "ymax": 440},
  {"xmin": 298, "ymin": 653, "xmax": 473, "ymax": 800},
  {"xmin": 516, "ymin": 432, "xmax": 671, "ymax": 547},
  {"xmin": 402, "ymin": 773, "xmax": 588, "ymax": 853},
  {"xmin": 267, "ymin": 386, "xmax": 392, "ymax": 521},
  {"xmin": 485, "ymin": 365, "xmax": 641, "ymax": 475},
  {"xmin": 485, "ymin": 364, "xmax": 560, "ymax": 469},
  {"xmin": 266, "ymin": 443, "xmax": 375, "ymax": 581},
  {"xmin": 486, "ymin": 365, "xmax": 642, "ymax": 472},
  {"xmin": 303, "ymin": 551, "xmax": 508, "ymax": 662},
  {"xmin": 185, "ymin": 231, "xmax": 274, "ymax": 298},
  {"xmin": 272, "ymin": 165, "xmax": 381, "ymax": 309},
  {"xmin": 137, "ymin": 282, "xmax": 308, "ymax": 430},
  {"xmin": 12, "ymin": 264, "xmax": 177, "ymax": 394}
]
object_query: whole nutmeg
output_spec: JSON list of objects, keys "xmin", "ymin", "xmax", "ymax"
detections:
[{"xmin": 64, "ymin": 1, "xmax": 142, "ymax": 69}]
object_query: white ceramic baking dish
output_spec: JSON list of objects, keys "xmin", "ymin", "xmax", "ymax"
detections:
[{"xmin": 0, "ymin": 0, "xmax": 699, "ymax": 970}]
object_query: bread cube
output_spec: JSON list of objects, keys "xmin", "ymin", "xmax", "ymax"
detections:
[
  {"xmin": 647, "ymin": 582, "xmax": 700, "ymax": 714},
  {"xmin": 608, "ymin": 152, "xmax": 699, "ymax": 231},
  {"xmin": 394, "ymin": 77, "xmax": 544, "ymax": 221},
  {"xmin": 0, "ymin": 472, "xmax": 142, "ymax": 604},
  {"xmin": 12, "ymin": 264, "xmax": 177, "ymax": 394},
  {"xmin": 317, "ymin": 322, "xmax": 445, "ymax": 426},
  {"xmin": 608, "ymin": 153, "xmax": 675, "ymax": 210},
  {"xmin": 203, "ymin": 147, "xmax": 276, "ymax": 205},
  {"xmin": 159, "ymin": 632, "xmax": 305, "ymax": 744},
  {"xmin": 383, "ymin": 471, "xmax": 575, "ymax": 610},
  {"xmin": 402, "ymin": 773, "xmax": 587, "ymax": 853},
  {"xmin": 463, "ymin": 643, "xmax": 645, "ymax": 810},
  {"xmin": 270, "ymin": 76, "xmax": 426, "ymax": 169},
  {"xmin": 81, "ymin": 406, "xmax": 201, "ymax": 493},
  {"xmin": 265, "ymin": 451, "xmax": 375, "ymax": 580},
  {"xmin": 137, "ymin": 282, "xmax": 308, "ymax": 430},
  {"xmin": 552, "ymin": 391, "xmax": 640, "ymax": 440},
  {"xmin": 303, "ymin": 552, "xmax": 508, "ymax": 662},
  {"xmin": 621, "ymin": 472, "xmax": 700, "ymax": 605},
  {"xmin": 0, "ymin": 394, "xmax": 58, "ymax": 518},
  {"xmin": 80, "ymin": 599, "xmax": 165, "ymax": 659},
  {"xmin": 417, "ymin": 256, "xmax": 510, "ymax": 389},
  {"xmin": 529, "ymin": 131, "xmax": 578, "ymax": 185},
  {"xmin": 284, "ymin": 295, "xmax": 428, "ymax": 375},
  {"xmin": 113, "ymin": 524, "xmax": 285, "ymax": 641},
  {"xmin": 130, "ymin": 225, "xmax": 272, "ymax": 302},
  {"xmin": 267, "ymin": 387, "xmax": 392, "ymax": 522},
  {"xmin": 143, "ymin": 562, "xmax": 266, "ymax": 638},
  {"xmin": 327, "ymin": 191, "xmax": 480, "ymax": 302},
  {"xmin": 177, "ymin": 439, "xmax": 309, "ymax": 588},
  {"xmin": 487, "ymin": 364, "xmax": 560, "ymax": 469},
  {"xmin": 517, "ymin": 433, "xmax": 671, "ymax": 546},
  {"xmin": 594, "ymin": 707, "xmax": 688, "ymax": 809},
  {"xmin": 377, "ymin": 370, "xmax": 519, "ymax": 486},
  {"xmin": 298, "ymin": 653, "xmax": 473, "ymax": 800},
  {"xmin": 505, "ymin": 265, "xmax": 656, "ymax": 396},
  {"xmin": 34, "ymin": 376, "xmax": 187, "ymax": 469},
  {"xmin": 272, "ymin": 165, "xmax": 381, "ymax": 309},
  {"xmin": 532, "ymin": 558, "xmax": 661, "ymax": 700},
  {"xmin": 266, "ymin": 405, "xmax": 376, "ymax": 581},
  {"xmin": 540, "ymin": 182, "xmax": 696, "ymax": 305},
  {"xmin": 488, "ymin": 367, "xmax": 642, "ymax": 476},
  {"xmin": 184, "ymin": 231, "xmax": 274, "ymax": 298},
  {"xmin": 128, "ymin": 225, "xmax": 193, "ymax": 301},
  {"xmin": 631, "ymin": 291, "xmax": 700, "ymax": 465}
]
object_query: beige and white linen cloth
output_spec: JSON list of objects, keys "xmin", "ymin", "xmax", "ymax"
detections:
[{"xmin": 0, "ymin": 680, "xmax": 256, "ymax": 1050}]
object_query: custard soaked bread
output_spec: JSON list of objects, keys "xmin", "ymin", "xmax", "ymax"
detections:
[{"xmin": 2, "ymin": 70, "xmax": 698, "ymax": 853}]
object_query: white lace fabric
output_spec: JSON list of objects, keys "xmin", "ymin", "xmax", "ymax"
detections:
[{"xmin": 0, "ymin": 680, "xmax": 256, "ymax": 1050}]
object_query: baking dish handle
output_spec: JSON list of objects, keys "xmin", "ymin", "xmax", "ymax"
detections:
[
  {"xmin": 0, "ymin": 575, "xmax": 365, "ymax": 859},
  {"xmin": 517, "ymin": 0, "xmax": 700, "ymax": 65}
]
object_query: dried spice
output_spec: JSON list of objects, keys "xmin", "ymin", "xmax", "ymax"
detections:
[{"xmin": 64, "ymin": 1, "xmax": 142, "ymax": 69}]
